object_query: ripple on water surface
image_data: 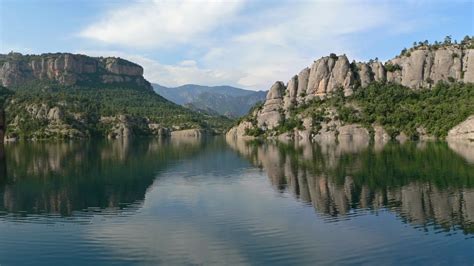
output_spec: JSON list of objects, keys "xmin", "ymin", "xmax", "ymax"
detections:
[{"xmin": 0, "ymin": 138, "xmax": 473, "ymax": 265}]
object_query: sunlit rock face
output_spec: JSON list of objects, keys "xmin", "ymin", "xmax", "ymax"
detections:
[
  {"xmin": 447, "ymin": 115, "xmax": 474, "ymax": 142},
  {"xmin": 226, "ymin": 138, "xmax": 474, "ymax": 234},
  {"xmin": 256, "ymin": 81, "xmax": 286, "ymax": 130},
  {"xmin": 387, "ymin": 47, "xmax": 464, "ymax": 88},
  {"xmin": 226, "ymin": 121, "xmax": 254, "ymax": 141},
  {"xmin": 230, "ymin": 44, "xmax": 473, "ymax": 140},
  {"xmin": 306, "ymin": 55, "xmax": 354, "ymax": 98},
  {"xmin": 0, "ymin": 53, "xmax": 152, "ymax": 90},
  {"xmin": 170, "ymin": 129, "xmax": 211, "ymax": 138}
]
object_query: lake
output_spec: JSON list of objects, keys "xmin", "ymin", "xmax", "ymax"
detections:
[{"xmin": 0, "ymin": 137, "xmax": 473, "ymax": 265}]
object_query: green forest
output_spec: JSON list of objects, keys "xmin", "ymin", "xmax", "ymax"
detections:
[
  {"xmin": 1, "ymin": 82, "xmax": 232, "ymax": 140},
  {"xmin": 247, "ymin": 81, "xmax": 473, "ymax": 139}
]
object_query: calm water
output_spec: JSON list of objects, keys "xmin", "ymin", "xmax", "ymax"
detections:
[{"xmin": 0, "ymin": 137, "xmax": 473, "ymax": 265}]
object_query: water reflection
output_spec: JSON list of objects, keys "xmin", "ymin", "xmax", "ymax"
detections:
[
  {"xmin": 0, "ymin": 138, "xmax": 206, "ymax": 218},
  {"xmin": 227, "ymin": 138, "xmax": 474, "ymax": 234},
  {"xmin": 0, "ymin": 138, "xmax": 472, "ymax": 264}
]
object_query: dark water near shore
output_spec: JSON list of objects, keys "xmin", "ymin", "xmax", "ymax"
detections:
[{"xmin": 0, "ymin": 137, "xmax": 473, "ymax": 265}]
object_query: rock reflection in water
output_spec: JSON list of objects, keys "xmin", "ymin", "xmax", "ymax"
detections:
[
  {"xmin": 0, "ymin": 138, "xmax": 204, "ymax": 217},
  {"xmin": 227, "ymin": 138, "xmax": 474, "ymax": 234}
]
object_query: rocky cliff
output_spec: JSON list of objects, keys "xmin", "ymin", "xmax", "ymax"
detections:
[
  {"xmin": 447, "ymin": 115, "xmax": 474, "ymax": 142},
  {"xmin": 228, "ymin": 39, "xmax": 474, "ymax": 141},
  {"xmin": 0, "ymin": 53, "xmax": 231, "ymax": 141},
  {"xmin": 283, "ymin": 44, "xmax": 473, "ymax": 103},
  {"xmin": 0, "ymin": 52, "xmax": 152, "ymax": 90}
]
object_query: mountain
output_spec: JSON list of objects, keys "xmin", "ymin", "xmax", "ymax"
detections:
[
  {"xmin": 0, "ymin": 52, "xmax": 231, "ymax": 141},
  {"xmin": 227, "ymin": 37, "xmax": 474, "ymax": 142},
  {"xmin": 153, "ymin": 84, "xmax": 267, "ymax": 117},
  {"xmin": 0, "ymin": 52, "xmax": 153, "ymax": 89}
]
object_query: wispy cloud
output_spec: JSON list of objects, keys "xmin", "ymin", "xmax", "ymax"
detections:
[
  {"xmin": 77, "ymin": 50, "xmax": 243, "ymax": 88},
  {"xmin": 79, "ymin": 0, "xmax": 245, "ymax": 48},
  {"xmin": 78, "ymin": 0, "xmax": 432, "ymax": 90}
]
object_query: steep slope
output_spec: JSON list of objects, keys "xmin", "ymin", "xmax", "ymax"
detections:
[
  {"xmin": 0, "ymin": 52, "xmax": 231, "ymax": 140},
  {"xmin": 153, "ymin": 84, "xmax": 266, "ymax": 117},
  {"xmin": 0, "ymin": 52, "xmax": 152, "ymax": 89},
  {"xmin": 228, "ymin": 37, "xmax": 474, "ymax": 142}
]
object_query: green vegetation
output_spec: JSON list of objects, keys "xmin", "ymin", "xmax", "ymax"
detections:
[
  {"xmin": 275, "ymin": 116, "xmax": 303, "ymax": 134},
  {"xmin": 0, "ymin": 86, "xmax": 14, "ymax": 108},
  {"xmin": 384, "ymin": 63, "xmax": 402, "ymax": 72},
  {"xmin": 244, "ymin": 127, "xmax": 264, "ymax": 137},
  {"xmin": 239, "ymin": 80, "xmax": 473, "ymax": 140},
  {"xmin": 296, "ymin": 82, "xmax": 473, "ymax": 139},
  {"xmin": 258, "ymin": 140, "xmax": 474, "ymax": 233},
  {"xmin": 401, "ymin": 35, "xmax": 473, "ymax": 54},
  {"xmin": 351, "ymin": 82, "xmax": 473, "ymax": 138},
  {"xmin": 3, "ymin": 82, "xmax": 232, "ymax": 140}
]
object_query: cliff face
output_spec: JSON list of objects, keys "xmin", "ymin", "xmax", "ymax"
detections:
[
  {"xmin": 447, "ymin": 115, "xmax": 474, "ymax": 142},
  {"xmin": 0, "ymin": 53, "xmax": 233, "ymax": 141},
  {"xmin": 0, "ymin": 53, "xmax": 152, "ymax": 90},
  {"xmin": 228, "ymin": 42, "xmax": 474, "ymax": 140},
  {"xmin": 280, "ymin": 46, "xmax": 473, "ymax": 113}
]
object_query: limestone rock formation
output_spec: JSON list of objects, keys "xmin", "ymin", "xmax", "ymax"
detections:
[
  {"xmin": 170, "ymin": 129, "xmax": 210, "ymax": 138},
  {"xmin": 228, "ymin": 42, "xmax": 474, "ymax": 140},
  {"xmin": 101, "ymin": 115, "xmax": 174, "ymax": 140},
  {"xmin": 373, "ymin": 125, "xmax": 390, "ymax": 143},
  {"xmin": 447, "ymin": 115, "xmax": 474, "ymax": 141},
  {"xmin": 387, "ymin": 47, "xmax": 465, "ymax": 88},
  {"xmin": 338, "ymin": 124, "xmax": 370, "ymax": 143},
  {"xmin": 306, "ymin": 55, "xmax": 354, "ymax": 98},
  {"xmin": 226, "ymin": 121, "xmax": 255, "ymax": 140},
  {"xmin": 256, "ymin": 81, "xmax": 285, "ymax": 129},
  {"xmin": 0, "ymin": 52, "xmax": 152, "ymax": 90}
]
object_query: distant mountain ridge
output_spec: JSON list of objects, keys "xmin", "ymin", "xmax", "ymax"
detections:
[{"xmin": 153, "ymin": 83, "xmax": 266, "ymax": 117}]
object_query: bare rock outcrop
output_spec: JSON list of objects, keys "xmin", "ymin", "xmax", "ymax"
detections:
[
  {"xmin": 306, "ymin": 55, "xmax": 354, "ymax": 99},
  {"xmin": 283, "ymin": 75, "xmax": 298, "ymax": 111},
  {"xmin": 0, "ymin": 52, "xmax": 152, "ymax": 90},
  {"xmin": 447, "ymin": 115, "xmax": 474, "ymax": 141},
  {"xmin": 170, "ymin": 129, "xmax": 210, "ymax": 138},
  {"xmin": 373, "ymin": 125, "xmax": 390, "ymax": 143},
  {"xmin": 338, "ymin": 124, "xmax": 370, "ymax": 143},
  {"xmin": 256, "ymin": 81, "xmax": 285, "ymax": 129},
  {"xmin": 226, "ymin": 121, "xmax": 255, "ymax": 140},
  {"xmin": 387, "ymin": 47, "xmax": 464, "ymax": 88},
  {"xmin": 229, "ymin": 42, "xmax": 473, "ymax": 140}
]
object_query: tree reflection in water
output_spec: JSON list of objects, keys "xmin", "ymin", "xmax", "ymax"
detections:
[
  {"xmin": 0, "ymin": 138, "xmax": 206, "ymax": 217},
  {"xmin": 227, "ymin": 138, "xmax": 474, "ymax": 235}
]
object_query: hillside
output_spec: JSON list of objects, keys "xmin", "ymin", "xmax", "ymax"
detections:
[
  {"xmin": 0, "ymin": 52, "xmax": 231, "ymax": 140},
  {"xmin": 228, "ymin": 36, "xmax": 474, "ymax": 142},
  {"xmin": 153, "ymin": 84, "xmax": 266, "ymax": 117}
]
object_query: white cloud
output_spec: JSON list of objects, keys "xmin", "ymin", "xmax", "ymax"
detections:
[
  {"xmin": 80, "ymin": 0, "xmax": 245, "ymax": 48},
  {"xmin": 77, "ymin": 50, "xmax": 242, "ymax": 88},
  {"xmin": 199, "ymin": 1, "xmax": 397, "ymax": 89},
  {"xmin": 79, "ymin": 0, "xmax": 419, "ymax": 90}
]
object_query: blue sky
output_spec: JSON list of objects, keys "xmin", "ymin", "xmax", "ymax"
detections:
[{"xmin": 1, "ymin": 0, "xmax": 473, "ymax": 90}]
